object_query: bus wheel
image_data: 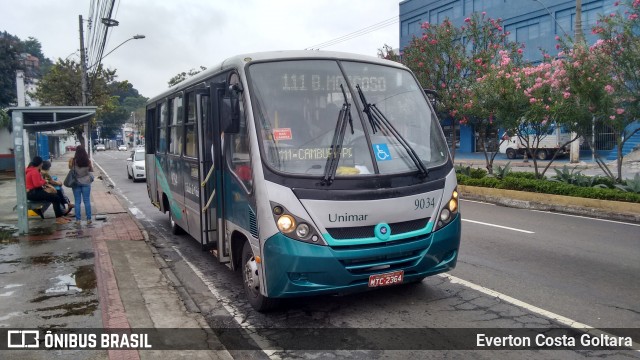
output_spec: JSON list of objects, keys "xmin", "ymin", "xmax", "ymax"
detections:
[
  {"xmin": 506, "ymin": 148, "xmax": 516, "ymax": 159},
  {"xmin": 170, "ymin": 210, "xmax": 184, "ymax": 235},
  {"xmin": 242, "ymin": 241, "xmax": 278, "ymax": 312}
]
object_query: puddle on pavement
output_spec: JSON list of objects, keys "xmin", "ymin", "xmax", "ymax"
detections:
[
  {"xmin": 37, "ymin": 299, "xmax": 99, "ymax": 319},
  {"xmin": 0, "ymin": 224, "xmax": 18, "ymax": 243},
  {"xmin": 27, "ymin": 227, "xmax": 55, "ymax": 236},
  {"xmin": 45, "ymin": 265, "xmax": 97, "ymax": 294},
  {"xmin": 29, "ymin": 251, "xmax": 94, "ymax": 266},
  {"xmin": 31, "ymin": 293, "xmax": 70, "ymax": 303}
]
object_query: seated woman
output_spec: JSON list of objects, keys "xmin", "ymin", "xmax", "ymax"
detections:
[
  {"xmin": 41, "ymin": 160, "xmax": 74, "ymax": 216},
  {"xmin": 25, "ymin": 156, "xmax": 70, "ymax": 224}
]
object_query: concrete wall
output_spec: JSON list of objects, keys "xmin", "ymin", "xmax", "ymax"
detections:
[{"xmin": 0, "ymin": 128, "xmax": 15, "ymax": 171}]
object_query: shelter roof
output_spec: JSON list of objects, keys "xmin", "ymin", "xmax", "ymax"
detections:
[{"xmin": 8, "ymin": 106, "xmax": 97, "ymax": 131}]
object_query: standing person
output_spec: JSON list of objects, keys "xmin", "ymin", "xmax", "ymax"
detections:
[
  {"xmin": 25, "ymin": 156, "xmax": 70, "ymax": 224},
  {"xmin": 69, "ymin": 145, "xmax": 94, "ymax": 224}
]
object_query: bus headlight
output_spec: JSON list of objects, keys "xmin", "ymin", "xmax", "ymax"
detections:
[
  {"xmin": 271, "ymin": 201, "xmax": 326, "ymax": 245},
  {"xmin": 440, "ymin": 208, "xmax": 451, "ymax": 222},
  {"xmin": 277, "ymin": 215, "xmax": 295, "ymax": 233},
  {"xmin": 435, "ymin": 188, "xmax": 459, "ymax": 231},
  {"xmin": 295, "ymin": 223, "xmax": 310, "ymax": 239}
]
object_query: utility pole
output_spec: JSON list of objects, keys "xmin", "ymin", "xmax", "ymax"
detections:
[
  {"xmin": 569, "ymin": 0, "xmax": 584, "ymax": 163},
  {"xmin": 15, "ymin": 70, "xmax": 31, "ymax": 167},
  {"xmin": 79, "ymin": 15, "xmax": 91, "ymax": 156}
]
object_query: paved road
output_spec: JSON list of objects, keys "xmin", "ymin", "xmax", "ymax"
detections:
[
  {"xmin": 454, "ymin": 199, "xmax": 640, "ymax": 328},
  {"xmin": 93, "ymin": 150, "xmax": 639, "ymax": 358}
]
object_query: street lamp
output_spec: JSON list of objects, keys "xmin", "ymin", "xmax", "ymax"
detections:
[{"xmin": 87, "ymin": 34, "xmax": 146, "ymax": 70}]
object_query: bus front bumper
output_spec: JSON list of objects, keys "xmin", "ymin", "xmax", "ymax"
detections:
[{"xmin": 262, "ymin": 214, "xmax": 461, "ymax": 298}]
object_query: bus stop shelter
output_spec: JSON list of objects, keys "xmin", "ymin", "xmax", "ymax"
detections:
[{"xmin": 9, "ymin": 106, "xmax": 97, "ymax": 234}]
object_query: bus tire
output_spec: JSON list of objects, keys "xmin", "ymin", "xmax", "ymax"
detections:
[
  {"xmin": 242, "ymin": 241, "xmax": 278, "ymax": 312},
  {"xmin": 506, "ymin": 148, "xmax": 516, "ymax": 159},
  {"xmin": 170, "ymin": 209, "xmax": 184, "ymax": 235}
]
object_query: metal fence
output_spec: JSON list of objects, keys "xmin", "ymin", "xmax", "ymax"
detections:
[{"xmin": 581, "ymin": 123, "xmax": 617, "ymax": 151}]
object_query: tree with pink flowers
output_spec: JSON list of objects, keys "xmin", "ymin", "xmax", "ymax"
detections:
[
  {"xmin": 586, "ymin": 0, "xmax": 640, "ymax": 181},
  {"xmin": 459, "ymin": 13, "xmax": 523, "ymax": 174},
  {"xmin": 401, "ymin": 13, "xmax": 521, "ymax": 171},
  {"xmin": 475, "ymin": 53, "xmax": 580, "ymax": 177},
  {"xmin": 401, "ymin": 18, "xmax": 466, "ymax": 159}
]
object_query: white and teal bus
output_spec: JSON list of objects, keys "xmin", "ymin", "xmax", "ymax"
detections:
[{"xmin": 145, "ymin": 51, "xmax": 461, "ymax": 311}]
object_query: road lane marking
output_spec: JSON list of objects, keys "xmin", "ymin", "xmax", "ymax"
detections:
[
  {"xmin": 462, "ymin": 219, "xmax": 534, "ymax": 234},
  {"xmin": 531, "ymin": 210, "xmax": 640, "ymax": 227},
  {"xmin": 172, "ymin": 246, "xmax": 281, "ymax": 359},
  {"xmin": 440, "ymin": 273, "xmax": 640, "ymax": 351},
  {"xmin": 460, "ymin": 199, "xmax": 495, "ymax": 205}
]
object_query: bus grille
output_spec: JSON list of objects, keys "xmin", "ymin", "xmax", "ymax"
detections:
[
  {"xmin": 326, "ymin": 217, "xmax": 429, "ymax": 240},
  {"xmin": 249, "ymin": 208, "xmax": 258, "ymax": 238},
  {"xmin": 336, "ymin": 237, "xmax": 430, "ymax": 275}
]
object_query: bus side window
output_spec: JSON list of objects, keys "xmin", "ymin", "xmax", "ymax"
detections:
[
  {"xmin": 184, "ymin": 92, "xmax": 197, "ymax": 158},
  {"xmin": 158, "ymin": 102, "xmax": 168, "ymax": 153},
  {"xmin": 226, "ymin": 74, "xmax": 252, "ymax": 192},
  {"xmin": 169, "ymin": 96, "xmax": 183, "ymax": 155}
]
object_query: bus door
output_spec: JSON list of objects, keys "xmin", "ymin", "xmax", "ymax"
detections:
[
  {"xmin": 145, "ymin": 106, "xmax": 159, "ymax": 207},
  {"xmin": 197, "ymin": 84, "xmax": 229, "ymax": 263},
  {"xmin": 197, "ymin": 88, "xmax": 217, "ymax": 252}
]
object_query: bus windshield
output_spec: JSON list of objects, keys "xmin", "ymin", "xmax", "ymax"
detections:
[{"xmin": 248, "ymin": 59, "xmax": 449, "ymax": 177}]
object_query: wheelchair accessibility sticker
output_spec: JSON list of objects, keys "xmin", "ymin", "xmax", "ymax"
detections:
[{"xmin": 373, "ymin": 143, "xmax": 392, "ymax": 161}]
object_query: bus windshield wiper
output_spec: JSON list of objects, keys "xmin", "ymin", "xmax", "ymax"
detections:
[
  {"xmin": 356, "ymin": 84, "xmax": 428, "ymax": 177},
  {"xmin": 322, "ymin": 84, "xmax": 354, "ymax": 185}
]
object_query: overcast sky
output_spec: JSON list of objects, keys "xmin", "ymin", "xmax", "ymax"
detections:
[{"xmin": 2, "ymin": 0, "xmax": 400, "ymax": 98}]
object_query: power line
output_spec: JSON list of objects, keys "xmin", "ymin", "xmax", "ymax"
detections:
[
  {"xmin": 306, "ymin": 16, "xmax": 399, "ymax": 50},
  {"xmin": 305, "ymin": 5, "xmax": 438, "ymax": 51}
]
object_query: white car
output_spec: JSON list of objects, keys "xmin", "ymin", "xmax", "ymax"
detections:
[
  {"xmin": 118, "ymin": 144, "xmax": 128, "ymax": 151},
  {"xmin": 95, "ymin": 144, "xmax": 106, "ymax": 151},
  {"xmin": 126, "ymin": 149, "xmax": 146, "ymax": 181}
]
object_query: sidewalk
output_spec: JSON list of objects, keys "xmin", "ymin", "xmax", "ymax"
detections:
[{"xmin": 0, "ymin": 153, "xmax": 231, "ymax": 359}]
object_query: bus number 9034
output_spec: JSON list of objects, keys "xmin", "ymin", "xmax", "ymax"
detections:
[{"xmin": 415, "ymin": 197, "xmax": 435, "ymax": 210}]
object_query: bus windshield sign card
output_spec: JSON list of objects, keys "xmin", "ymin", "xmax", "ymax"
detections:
[
  {"xmin": 369, "ymin": 270, "xmax": 404, "ymax": 287},
  {"xmin": 273, "ymin": 128, "xmax": 292, "ymax": 141}
]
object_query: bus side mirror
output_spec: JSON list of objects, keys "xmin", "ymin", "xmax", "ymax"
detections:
[
  {"xmin": 221, "ymin": 97, "xmax": 241, "ymax": 134},
  {"xmin": 423, "ymin": 89, "xmax": 439, "ymax": 108},
  {"xmin": 221, "ymin": 84, "xmax": 242, "ymax": 134}
]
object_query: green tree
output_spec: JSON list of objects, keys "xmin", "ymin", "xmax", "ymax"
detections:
[
  {"xmin": 401, "ymin": 13, "xmax": 521, "ymax": 172},
  {"xmin": 109, "ymin": 80, "xmax": 141, "ymax": 102},
  {"xmin": 458, "ymin": 13, "xmax": 523, "ymax": 174},
  {"xmin": 101, "ymin": 81, "xmax": 147, "ymax": 141},
  {"xmin": 0, "ymin": 31, "xmax": 24, "ymax": 109},
  {"xmin": 402, "ymin": 18, "xmax": 466, "ymax": 159},
  {"xmin": 21, "ymin": 36, "xmax": 53, "ymax": 77},
  {"xmin": 588, "ymin": 0, "xmax": 640, "ymax": 181},
  {"xmin": 32, "ymin": 59, "xmax": 117, "ymax": 144},
  {"xmin": 377, "ymin": 44, "xmax": 400, "ymax": 62},
  {"xmin": 98, "ymin": 106, "xmax": 129, "ymax": 139},
  {"xmin": 168, "ymin": 66, "xmax": 207, "ymax": 87}
]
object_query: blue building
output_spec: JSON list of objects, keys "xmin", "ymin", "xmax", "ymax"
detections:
[{"xmin": 399, "ymin": 0, "xmax": 618, "ymax": 154}]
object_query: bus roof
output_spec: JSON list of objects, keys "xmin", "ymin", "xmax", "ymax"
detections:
[{"xmin": 146, "ymin": 50, "xmax": 407, "ymax": 105}]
